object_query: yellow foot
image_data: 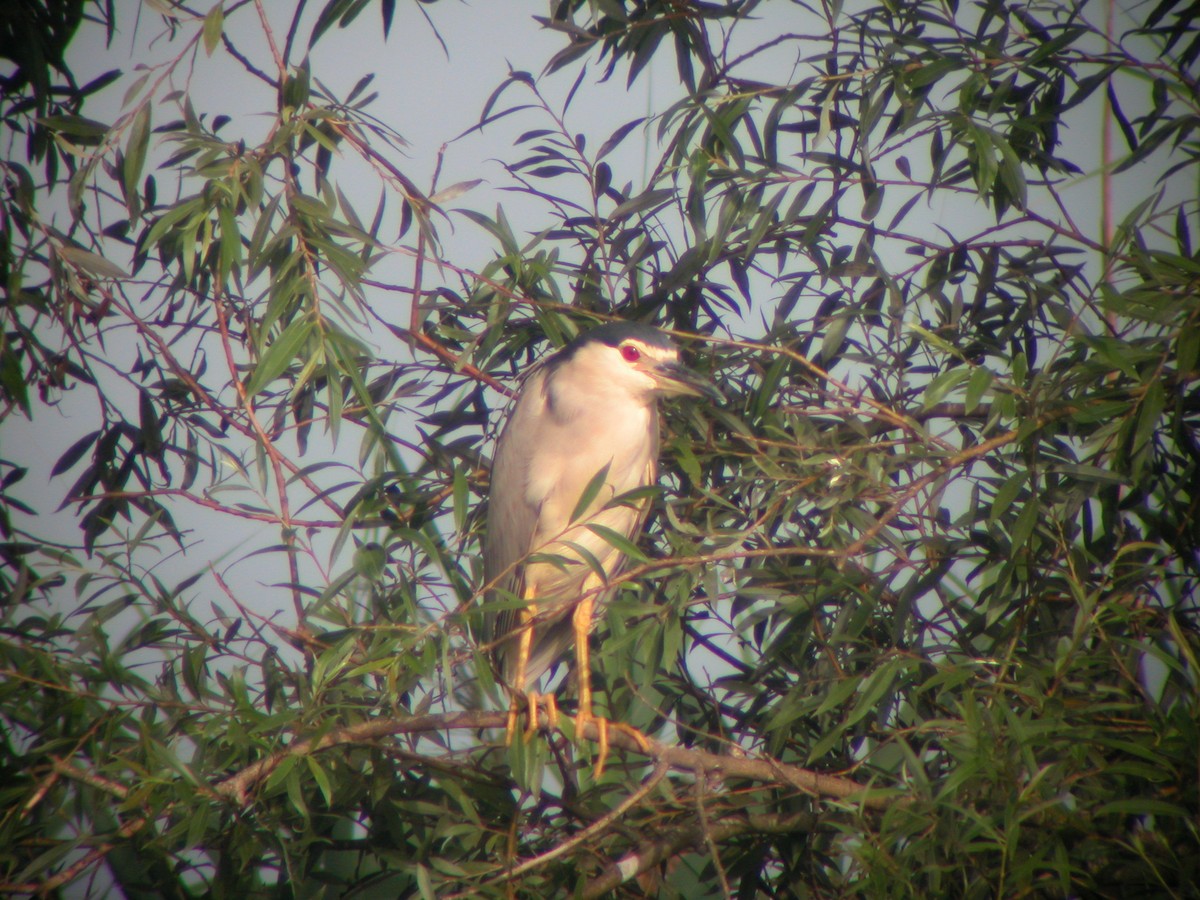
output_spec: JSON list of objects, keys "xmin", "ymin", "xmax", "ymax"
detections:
[
  {"xmin": 523, "ymin": 692, "xmax": 559, "ymax": 741},
  {"xmin": 506, "ymin": 692, "xmax": 560, "ymax": 746},
  {"xmin": 574, "ymin": 709, "xmax": 650, "ymax": 778}
]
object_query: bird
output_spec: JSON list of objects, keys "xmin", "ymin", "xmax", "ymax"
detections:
[{"xmin": 482, "ymin": 321, "xmax": 717, "ymax": 773}]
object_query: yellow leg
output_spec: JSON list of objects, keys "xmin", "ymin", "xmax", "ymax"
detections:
[
  {"xmin": 520, "ymin": 687, "xmax": 563, "ymax": 741},
  {"xmin": 571, "ymin": 589, "xmax": 649, "ymax": 778},
  {"xmin": 572, "ymin": 594, "xmax": 594, "ymax": 721},
  {"xmin": 506, "ymin": 599, "xmax": 536, "ymax": 746},
  {"xmin": 504, "ymin": 589, "xmax": 562, "ymax": 745}
]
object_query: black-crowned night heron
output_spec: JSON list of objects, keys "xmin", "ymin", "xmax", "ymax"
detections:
[{"xmin": 483, "ymin": 322, "xmax": 717, "ymax": 772}]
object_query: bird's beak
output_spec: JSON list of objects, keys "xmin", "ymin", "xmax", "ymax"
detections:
[{"xmin": 653, "ymin": 361, "xmax": 723, "ymax": 401}]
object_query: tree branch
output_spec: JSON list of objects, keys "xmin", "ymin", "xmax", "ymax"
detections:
[
  {"xmin": 582, "ymin": 810, "xmax": 820, "ymax": 899},
  {"xmin": 212, "ymin": 710, "xmax": 891, "ymax": 810},
  {"xmin": 469, "ymin": 758, "xmax": 671, "ymax": 895}
]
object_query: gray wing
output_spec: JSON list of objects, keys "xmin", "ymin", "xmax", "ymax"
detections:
[{"xmin": 481, "ymin": 368, "xmax": 549, "ymax": 680}]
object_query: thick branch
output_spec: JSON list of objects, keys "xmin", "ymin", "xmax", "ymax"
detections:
[{"xmin": 213, "ymin": 710, "xmax": 890, "ymax": 810}]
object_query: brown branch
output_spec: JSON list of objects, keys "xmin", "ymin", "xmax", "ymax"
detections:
[
  {"xmin": 214, "ymin": 294, "xmax": 307, "ymax": 627},
  {"xmin": 581, "ymin": 810, "xmax": 820, "ymax": 899},
  {"xmin": 0, "ymin": 814, "xmax": 150, "ymax": 896},
  {"xmin": 212, "ymin": 567, "xmax": 322, "ymax": 652},
  {"xmin": 463, "ymin": 758, "xmax": 672, "ymax": 896},
  {"xmin": 70, "ymin": 489, "xmax": 341, "ymax": 528},
  {"xmin": 85, "ymin": 277, "xmax": 346, "ymax": 520},
  {"xmin": 695, "ymin": 760, "xmax": 732, "ymax": 898},
  {"xmin": 252, "ymin": 0, "xmax": 287, "ymax": 80},
  {"xmin": 330, "ymin": 119, "xmax": 433, "ymax": 213},
  {"xmin": 88, "ymin": 281, "xmax": 246, "ymax": 443},
  {"xmin": 379, "ymin": 321, "xmax": 514, "ymax": 396},
  {"xmin": 212, "ymin": 710, "xmax": 890, "ymax": 810},
  {"xmin": 598, "ymin": 407, "xmax": 1076, "ymax": 595},
  {"xmin": 3, "ymin": 760, "xmax": 146, "ymax": 896},
  {"xmin": 50, "ymin": 757, "xmax": 130, "ymax": 799}
]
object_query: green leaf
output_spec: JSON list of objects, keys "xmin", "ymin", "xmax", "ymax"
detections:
[
  {"xmin": 907, "ymin": 57, "xmax": 960, "ymax": 88},
  {"xmin": 416, "ymin": 863, "xmax": 436, "ymax": 900},
  {"xmin": 123, "ymin": 105, "xmax": 151, "ymax": 219},
  {"xmin": 1096, "ymin": 798, "xmax": 1189, "ymax": 818},
  {"xmin": 37, "ymin": 114, "xmax": 110, "ymax": 140},
  {"xmin": 585, "ymin": 523, "xmax": 650, "ymax": 563},
  {"xmin": 214, "ymin": 206, "xmax": 239, "ymax": 285},
  {"xmin": 990, "ymin": 471, "xmax": 1027, "ymax": 523},
  {"xmin": 452, "ymin": 465, "xmax": 469, "ymax": 533},
  {"xmin": 1132, "ymin": 380, "xmax": 1166, "ymax": 454},
  {"xmin": 610, "ymin": 189, "xmax": 675, "ymax": 222},
  {"xmin": 922, "ymin": 367, "xmax": 969, "ymax": 409},
  {"xmin": 138, "ymin": 389, "xmax": 162, "ymax": 458},
  {"xmin": 965, "ymin": 366, "xmax": 992, "ymax": 414},
  {"xmin": 815, "ymin": 673, "xmax": 860, "ymax": 715},
  {"xmin": 56, "ymin": 244, "xmax": 128, "ymax": 279},
  {"xmin": 1177, "ymin": 325, "xmax": 1199, "ymax": 378},
  {"xmin": 597, "ymin": 117, "xmax": 645, "ymax": 160},
  {"xmin": 861, "ymin": 182, "xmax": 884, "ymax": 221},
  {"xmin": 845, "ymin": 657, "xmax": 911, "ymax": 727},
  {"xmin": 569, "ymin": 463, "xmax": 611, "ymax": 523},
  {"xmin": 203, "ymin": 3, "xmax": 224, "ymax": 55},
  {"xmin": 0, "ymin": 346, "xmax": 31, "ymax": 415},
  {"xmin": 353, "ymin": 542, "xmax": 387, "ymax": 580},
  {"xmin": 1010, "ymin": 498, "xmax": 1040, "ymax": 550},
  {"xmin": 1129, "ymin": 379, "xmax": 1165, "ymax": 478},
  {"xmin": 429, "ymin": 179, "xmax": 482, "ymax": 205},
  {"xmin": 305, "ymin": 755, "xmax": 334, "ymax": 807},
  {"xmin": 244, "ymin": 318, "xmax": 314, "ymax": 398},
  {"xmin": 312, "ymin": 637, "xmax": 357, "ymax": 693}
]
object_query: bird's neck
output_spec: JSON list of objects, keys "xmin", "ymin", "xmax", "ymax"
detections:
[{"xmin": 544, "ymin": 364, "xmax": 657, "ymax": 423}]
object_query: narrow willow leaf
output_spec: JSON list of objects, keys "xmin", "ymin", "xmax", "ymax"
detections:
[
  {"xmin": 570, "ymin": 463, "xmax": 611, "ymax": 524},
  {"xmin": 217, "ymin": 202, "xmax": 240, "ymax": 283},
  {"xmin": 991, "ymin": 470, "xmax": 1027, "ymax": 520},
  {"xmin": 611, "ymin": 189, "xmax": 674, "ymax": 222},
  {"xmin": 965, "ymin": 366, "xmax": 992, "ymax": 413},
  {"xmin": 51, "ymin": 430, "xmax": 101, "ymax": 477},
  {"xmin": 1010, "ymin": 498, "xmax": 1040, "ymax": 550},
  {"xmin": 585, "ymin": 524, "xmax": 650, "ymax": 563},
  {"xmin": 203, "ymin": 4, "xmax": 224, "ymax": 55},
  {"xmin": 846, "ymin": 658, "xmax": 907, "ymax": 727},
  {"xmin": 244, "ymin": 318, "xmax": 313, "ymax": 398},
  {"xmin": 1136, "ymin": 378, "xmax": 1167, "ymax": 446},
  {"xmin": 123, "ymin": 105, "xmax": 150, "ymax": 218},
  {"xmin": 452, "ymin": 465, "xmax": 469, "ymax": 533},
  {"xmin": 596, "ymin": 117, "xmax": 645, "ymax": 160},
  {"xmin": 304, "ymin": 755, "xmax": 333, "ymax": 808},
  {"xmin": 37, "ymin": 114, "xmax": 110, "ymax": 140},
  {"xmin": 57, "ymin": 245, "xmax": 128, "ymax": 279},
  {"xmin": 429, "ymin": 179, "xmax": 482, "ymax": 205},
  {"xmin": 922, "ymin": 368, "xmax": 969, "ymax": 409}
]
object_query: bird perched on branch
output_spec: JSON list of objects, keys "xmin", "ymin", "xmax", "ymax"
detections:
[{"xmin": 482, "ymin": 321, "xmax": 718, "ymax": 773}]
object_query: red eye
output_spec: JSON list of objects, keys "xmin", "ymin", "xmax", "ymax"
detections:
[{"xmin": 620, "ymin": 344, "xmax": 641, "ymax": 362}]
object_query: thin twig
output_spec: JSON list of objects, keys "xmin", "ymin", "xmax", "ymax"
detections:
[
  {"xmin": 694, "ymin": 765, "xmax": 732, "ymax": 899},
  {"xmin": 581, "ymin": 810, "xmax": 820, "ymax": 899},
  {"xmin": 69, "ymin": 489, "xmax": 340, "ymax": 528},
  {"xmin": 476, "ymin": 758, "xmax": 670, "ymax": 892},
  {"xmin": 214, "ymin": 293, "xmax": 308, "ymax": 627}
]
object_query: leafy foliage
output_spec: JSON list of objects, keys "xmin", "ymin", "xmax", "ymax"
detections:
[{"xmin": 1, "ymin": 0, "xmax": 1198, "ymax": 896}]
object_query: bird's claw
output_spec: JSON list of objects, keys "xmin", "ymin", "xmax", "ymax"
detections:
[
  {"xmin": 574, "ymin": 708, "xmax": 649, "ymax": 778},
  {"xmin": 506, "ymin": 691, "xmax": 648, "ymax": 779},
  {"xmin": 523, "ymin": 691, "xmax": 559, "ymax": 740},
  {"xmin": 506, "ymin": 691, "xmax": 559, "ymax": 746}
]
